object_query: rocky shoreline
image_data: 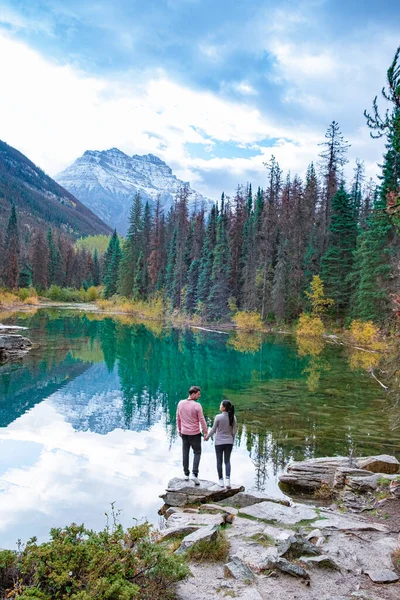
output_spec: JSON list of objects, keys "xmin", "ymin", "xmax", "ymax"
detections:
[
  {"xmin": 0, "ymin": 324, "xmax": 32, "ymax": 362},
  {"xmin": 158, "ymin": 455, "xmax": 400, "ymax": 600}
]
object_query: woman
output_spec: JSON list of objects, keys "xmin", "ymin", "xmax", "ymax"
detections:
[{"xmin": 205, "ymin": 400, "xmax": 237, "ymax": 488}]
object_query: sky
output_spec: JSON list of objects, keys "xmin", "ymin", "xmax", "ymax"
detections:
[{"xmin": 0, "ymin": 0, "xmax": 399, "ymax": 201}]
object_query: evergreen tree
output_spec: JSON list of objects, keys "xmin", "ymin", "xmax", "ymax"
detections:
[
  {"xmin": 93, "ymin": 249, "xmax": 101, "ymax": 286},
  {"xmin": 4, "ymin": 204, "xmax": 20, "ymax": 289},
  {"xmin": 47, "ymin": 228, "xmax": 63, "ymax": 286},
  {"xmin": 19, "ymin": 263, "xmax": 33, "ymax": 288},
  {"xmin": 104, "ymin": 230, "xmax": 122, "ymax": 298},
  {"xmin": 197, "ymin": 205, "xmax": 217, "ymax": 306},
  {"xmin": 207, "ymin": 204, "xmax": 231, "ymax": 320},
  {"xmin": 271, "ymin": 238, "xmax": 289, "ymax": 320},
  {"xmin": 318, "ymin": 121, "xmax": 350, "ymax": 252},
  {"xmin": 148, "ymin": 196, "xmax": 166, "ymax": 291},
  {"xmin": 228, "ymin": 186, "xmax": 246, "ymax": 305},
  {"xmin": 31, "ymin": 229, "xmax": 49, "ymax": 290},
  {"xmin": 118, "ymin": 193, "xmax": 143, "ymax": 297},
  {"xmin": 321, "ymin": 183, "xmax": 358, "ymax": 314}
]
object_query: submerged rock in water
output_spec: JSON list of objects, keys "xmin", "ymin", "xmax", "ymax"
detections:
[{"xmin": 160, "ymin": 478, "xmax": 244, "ymax": 507}]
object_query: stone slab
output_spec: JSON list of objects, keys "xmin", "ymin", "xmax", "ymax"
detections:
[
  {"xmin": 365, "ymin": 569, "xmax": 399, "ymax": 583},
  {"xmin": 158, "ymin": 525, "xmax": 199, "ymax": 540},
  {"xmin": 314, "ymin": 513, "xmax": 389, "ymax": 532},
  {"xmin": 175, "ymin": 524, "xmax": 219, "ymax": 553},
  {"xmin": 218, "ymin": 490, "xmax": 290, "ymax": 508},
  {"xmin": 166, "ymin": 511, "xmax": 225, "ymax": 529},
  {"xmin": 161, "ymin": 477, "xmax": 244, "ymax": 506},
  {"xmin": 224, "ymin": 556, "xmax": 255, "ymax": 581},
  {"xmin": 239, "ymin": 501, "xmax": 317, "ymax": 525},
  {"xmin": 299, "ymin": 555, "xmax": 341, "ymax": 570},
  {"xmin": 358, "ymin": 455, "xmax": 399, "ymax": 475}
]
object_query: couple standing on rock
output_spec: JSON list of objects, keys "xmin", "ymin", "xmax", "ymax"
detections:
[{"xmin": 176, "ymin": 385, "xmax": 237, "ymax": 489}]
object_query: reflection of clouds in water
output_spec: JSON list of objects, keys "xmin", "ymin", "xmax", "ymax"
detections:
[
  {"xmin": 0, "ymin": 400, "xmax": 280, "ymax": 548},
  {"xmin": 51, "ymin": 363, "xmax": 164, "ymax": 434}
]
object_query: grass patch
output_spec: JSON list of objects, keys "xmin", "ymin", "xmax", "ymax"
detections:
[
  {"xmin": 377, "ymin": 476, "xmax": 391, "ymax": 487},
  {"xmin": 185, "ymin": 530, "xmax": 229, "ymax": 563},
  {"xmin": 392, "ymin": 547, "xmax": 400, "ymax": 570},
  {"xmin": 246, "ymin": 533, "xmax": 275, "ymax": 547}
]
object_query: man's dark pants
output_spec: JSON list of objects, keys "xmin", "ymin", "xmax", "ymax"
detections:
[{"xmin": 182, "ymin": 433, "xmax": 202, "ymax": 477}]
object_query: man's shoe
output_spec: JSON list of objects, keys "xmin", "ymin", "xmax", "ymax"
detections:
[
  {"xmin": 218, "ymin": 478, "xmax": 225, "ymax": 487},
  {"xmin": 184, "ymin": 474, "xmax": 190, "ymax": 481},
  {"xmin": 192, "ymin": 475, "xmax": 200, "ymax": 486},
  {"xmin": 225, "ymin": 477, "xmax": 231, "ymax": 489}
]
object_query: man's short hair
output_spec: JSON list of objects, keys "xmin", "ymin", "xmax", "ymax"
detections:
[{"xmin": 189, "ymin": 385, "xmax": 201, "ymax": 395}]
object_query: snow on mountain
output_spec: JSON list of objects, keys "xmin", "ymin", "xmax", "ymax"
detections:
[{"xmin": 56, "ymin": 148, "xmax": 214, "ymax": 234}]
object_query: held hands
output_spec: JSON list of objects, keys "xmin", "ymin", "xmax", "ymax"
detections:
[{"xmin": 204, "ymin": 433, "xmax": 209, "ymax": 441}]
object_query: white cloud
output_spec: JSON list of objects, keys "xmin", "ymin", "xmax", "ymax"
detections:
[{"xmin": 0, "ymin": 28, "xmax": 387, "ymax": 201}]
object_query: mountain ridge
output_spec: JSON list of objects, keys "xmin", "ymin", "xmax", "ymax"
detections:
[
  {"xmin": 0, "ymin": 139, "xmax": 112, "ymax": 238},
  {"xmin": 56, "ymin": 148, "xmax": 213, "ymax": 234}
]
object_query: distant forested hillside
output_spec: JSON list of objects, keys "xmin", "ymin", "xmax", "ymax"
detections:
[{"xmin": 0, "ymin": 140, "xmax": 111, "ymax": 238}]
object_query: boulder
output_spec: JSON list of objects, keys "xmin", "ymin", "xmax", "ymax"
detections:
[
  {"xmin": 358, "ymin": 455, "xmax": 399, "ymax": 474},
  {"xmin": 262, "ymin": 557, "xmax": 310, "ymax": 580},
  {"xmin": 200, "ymin": 503, "xmax": 238, "ymax": 516},
  {"xmin": 158, "ymin": 525, "xmax": 199, "ymax": 541},
  {"xmin": 0, "ymin": 334, "xmax": 32, "ymax": 361},
  {"xmin": 165, "ymin": 507, "xmax": 182, "ymax": 519},
  {"xmin": 224, "ymin": 556, "xmax": 255, "ymax": 581},
  {"xmin": 279, "ymin": 456, "xmax": 354, "ymax": 491},
  {"xmin": 313, "ymin": 512, "xmax": 389, "ymax": 532},
  {"xmin": 239, "ymin": 501, "xmax": 317, "ymax": 525},
  {"xmin": 160, "ymin": 478, "xmax": 244, "ymax": 507},
  {"xmin": 166, "ymin": 511, "xmax": 225, "ymax": 529},
  {"xmin": 334, "ymin": 467, "xmax": 376, "ymax": 489},
  {"xmin": 218, "ymin": 490, "xmax": 290, "ymax": 509},
  {"xmin": 299, "ymin": 555, "xmax": 341, "ymax": 570},
  {"xmin": 277, "ymin": 534, "xmax": 320, "ymax": 559},
  {"xmin": 175, "ymin": 524, "xmax": 219, "ymax": 554},
  {"xmin": 365, "ymin": 569, "xmax": 399, "ymax": 583}
]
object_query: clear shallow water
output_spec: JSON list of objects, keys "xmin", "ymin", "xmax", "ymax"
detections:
[{"xmin": 0, "ymin": 309, "xmax": 399, "ymax": 549}]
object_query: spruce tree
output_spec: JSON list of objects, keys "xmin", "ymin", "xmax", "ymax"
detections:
[
  {"xmin": 272, "ymin": 238, "xmax": 289, "ymax": 320},
  {"xmin": 321, "ymin": 183, "xmax": 358, "ymax": 314},
  {"xmin": 196, "ymin": 205, "xmax": 217, "ymax": 306},
  {"xmin": 118, "ymin": 193, "xmax": 143, "ymax": 297},
  {"xmin": 19, "ymin": 263, "xmax": 33, "ymax": 288},
  {"xmin": 318, "ymin": 121, "xmax": 350, "ymax": 252},
  {"xmin": 207, "ymin": 205, "xmax": 231, "ymax": 320},
  {"xmin": 4, "ymin": 204, "xmax": 20, "ymax": 289},
  {"xmin": 93, "ymin": 249, "xmax": 101, "ymax": 286},
  {"xmin": 104, "ymin": 230, "xmax": 122, "ymax": 298},
  {"xmin": 47, "ymin": 228, "xmax": 63, "ymax": 286}
]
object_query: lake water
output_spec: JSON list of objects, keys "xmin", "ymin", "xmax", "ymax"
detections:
[{"xmin": 1, "ymin": 309, "xmax": 399, "ymax": 549}]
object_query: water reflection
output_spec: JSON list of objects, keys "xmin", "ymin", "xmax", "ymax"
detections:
[{"xmin": 0, "ymin": 309, "xmax": 399, "ymax": 548}]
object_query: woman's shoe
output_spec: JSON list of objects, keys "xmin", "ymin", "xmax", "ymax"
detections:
[
  {"xmin": 218, "ymin": 478, "xmax": 225, "ymax": 487},
  {"xmin": 225, "ymin": 477, "xmax": 231, "ymax": 489}
]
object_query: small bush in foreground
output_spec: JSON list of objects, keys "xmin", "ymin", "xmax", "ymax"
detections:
[{"xmin": 0, "ymin": 521, "xmax": 189, "ymax": 600}]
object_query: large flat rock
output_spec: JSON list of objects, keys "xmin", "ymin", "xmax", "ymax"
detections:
[
  {"xmin": 313, "ymin": 512, "xmax": 389, "ymax": 532},
  {"xmin": 239, "ymin": 501, "xmax": 317, "ymax": 525},
  {"xmin": 161, "ymin": 477, "xmax": 244, "ymax": 506},
  {"xmin": 218, "ymin": 490, "xmax": 290, "ymax": 509},
  {"xmin": 166, "ymin": 511, "xmax": 225, "ymax": 529},
  {"xmin": 175, "ymin": 524, "xmax": 219, "ymax": 554}
]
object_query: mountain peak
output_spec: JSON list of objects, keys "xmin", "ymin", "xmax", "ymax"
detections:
[{"xmin": 56, "ymin": 148, "xmax": 213, "ymax": 234}]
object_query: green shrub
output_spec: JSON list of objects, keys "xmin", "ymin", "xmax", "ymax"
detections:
[
  {"xmin": 18, "ymin": 288, "xmax": 37, "ymax": 301},
  {"xmin": 0, "ymin": 521, "xmax": 189, "ymax": 600}
]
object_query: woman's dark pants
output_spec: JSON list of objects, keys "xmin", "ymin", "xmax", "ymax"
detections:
[
  {"xmin": 215, "ymin": 444, "xmax": 233, "ymax": 479},
  {"xmin": 182, "ymin": 433, "xmax": 202, "ymax": 477}
]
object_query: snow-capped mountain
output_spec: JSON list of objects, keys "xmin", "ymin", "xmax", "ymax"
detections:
[{"xmin": 56, "ymin": 148, "xmax": 213, "ymax": 234}]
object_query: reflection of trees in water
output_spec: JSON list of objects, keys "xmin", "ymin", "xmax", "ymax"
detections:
[
  {"xmin": 228, "ymin": 332, "xmax": 262, "ymax": 354},
  {"xmin": 296, "ymin": 335, "xmax": 330, "ymax": 392}
]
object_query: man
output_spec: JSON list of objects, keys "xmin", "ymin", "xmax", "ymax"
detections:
[{"xmin": 176, "ymin": 385, "xmax": 208, "ymax": 485}]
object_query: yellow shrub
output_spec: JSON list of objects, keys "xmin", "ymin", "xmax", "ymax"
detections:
[
  {"xmin": 0, "ymin": 290, "xmax": 19, "ymax": 307},
  {"xmin": 228, "ymin": 332, "xmax": 261, "ymax": 353},
  {"xmin": 349, "ymin": 320, "xmax": 386, "ymax": 350},
  {"xmin": 232, "ymin": 311, "xmax": 263, "ymax": 332},
  {"xmin": 296, "ymin": 314, "xmax": 325, "ymax": 337},
  {"xmin": 97, "ymin": 299, "xmax": 114, "ymax": 311},
  {"xmin": 23, "ymin": 296, "xmax": 39, "ymax": 305}
]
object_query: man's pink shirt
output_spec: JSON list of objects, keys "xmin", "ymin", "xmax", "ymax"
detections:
[{"xmin": 176, "ymin": 399, "xmax": 208, "ymax": 435}]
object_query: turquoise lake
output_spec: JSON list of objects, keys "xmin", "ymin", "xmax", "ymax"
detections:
[{"xmin": 0, "ymin": 309, "xmax": 399, "ymax": 549}]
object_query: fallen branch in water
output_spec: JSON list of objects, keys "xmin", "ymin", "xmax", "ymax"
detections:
[{"xmin": 369, "ymin": 369, "xmax": 389, "ymax": 390}]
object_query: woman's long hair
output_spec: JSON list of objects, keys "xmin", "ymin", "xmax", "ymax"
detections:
[{"xmin": 222, "ymin": 399, "xmax": 235, "ymax": 427}]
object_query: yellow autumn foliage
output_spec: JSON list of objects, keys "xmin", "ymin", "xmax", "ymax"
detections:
[
  {"xmin": 232, "ymin": 311, "xmax": 264, "ymax": 332},
  {"xmin": 296, "ymin": 314, "xmax": 325, "ymax": 337}
]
